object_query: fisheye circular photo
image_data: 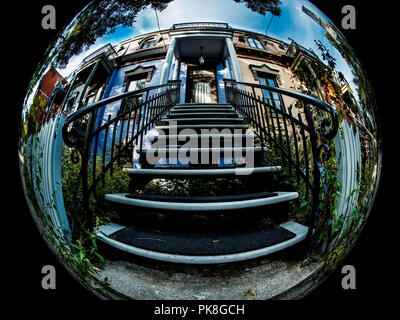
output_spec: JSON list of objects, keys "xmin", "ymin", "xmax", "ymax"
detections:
[{"xmin": 19, "ymin": 0, "xmax": 381, "ymax": 299}]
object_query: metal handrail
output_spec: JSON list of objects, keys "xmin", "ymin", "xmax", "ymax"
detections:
[
  {"xmin": 224, "ymin": 79, "xmax": 338, "ymax": 139},
  {"xmin": 61, "ymin": 80, "xmax": 181, "ymax": 233},
  {"xmin": 62, "ymin": 80, "xmax": 181, "ymax": 144},
  {"xmin": 224, "ymin": 79, "xmax": 339, "ymax": 257}
]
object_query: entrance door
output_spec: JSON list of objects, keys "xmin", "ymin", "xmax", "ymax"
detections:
[{"xmin": 185, "ymin": 66, "xmax": 218, "ymax": 103}]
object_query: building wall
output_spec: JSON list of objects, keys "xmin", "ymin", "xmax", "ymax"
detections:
[
  {"xmin": 94, "ymin": 59, "xmax": 166, "ymax": 157},
  {"xmin": 37, "ymin": 66, "xmax": 66, "ymax": 99},
  {"xmin": 34, "ymin": 66, "xmax": 67, "ymax": 124},
  {"xmin": 113, "ymin": 30, "xmax": 171, "ymax": 64},
  {"xmin": 100, "ymin": 59, "xmax": 165, "ymax": 119}
]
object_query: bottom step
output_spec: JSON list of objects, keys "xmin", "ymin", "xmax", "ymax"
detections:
[{"xmin": 97, "ymin": 221, "xmax": 308, "ymax": 264}]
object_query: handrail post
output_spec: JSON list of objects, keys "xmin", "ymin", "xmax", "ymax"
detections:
[
  {"xmin": 303, "ymin": 104, "xmax": 322, "ymax": 237},
  {"xmin": 80, "ymin": 109, "xmax": 96, "ymax": 232}
]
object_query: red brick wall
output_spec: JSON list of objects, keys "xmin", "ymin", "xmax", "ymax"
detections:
[{"xmin": 38, "ymin": 66, "xmax": 66, "ymax": 98}]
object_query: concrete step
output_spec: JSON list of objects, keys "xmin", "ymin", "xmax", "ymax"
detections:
[
  {"xmin": 156, "ymin": 124, "xmax": 249, "ymax": 132},
  {"xmin": 161, "ymin": 117, "xmax": 244, "ymax": 123},
  {"xmin": 137, "ymin": 146, "xmax": 267, "ymax": 155},
  {"xmin": 123, "ymin": 166, "xmax": 281, "ymax": 177},
  {"xmin": 170, "ymin": 108, "xmax": 235, "ymax": 113},
  {"xmin": 105, "ymin": 191, "xmax": 298, "ymax": 212},
  {"xmin": 173, "ymin": 103, "xmax": 233, "ymax": 109},
  {"xmin": 147, "ymin": 133, "xmax": 255, "ymax": 143},
  {"xmin": 166, "ymin": 112, "xmax": 237, "ymax": 118},
  {"xmin": 96, "ymin": 221, "xmax": 308, "ymax": 264}
]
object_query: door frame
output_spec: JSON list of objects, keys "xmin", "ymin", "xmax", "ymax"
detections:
[{"xmin": 185, "ymin": 64, "xmax": 219, "ymax": 104}]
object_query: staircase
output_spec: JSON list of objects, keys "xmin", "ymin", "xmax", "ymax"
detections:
[{"xmin": 96, "ymin": 103, "xmax": 308, "ymax": 264}]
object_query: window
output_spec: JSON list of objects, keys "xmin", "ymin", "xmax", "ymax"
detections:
[
  {"xmin": 85, "ymin": 92, "xmax": 97, "ymax": 106},
  {"xmin": 65, "ymin": 92, "xmax": 78, "ymax": 112},
  {"xmin": 279, "ymin": 43, "xmax": 288, "ymax": 51},
  {"xmin": 127, "ymin": 78, "xmax": 146, "ymax": 92},
  {"xmin": 125, "ymin": 76, "xmax": 146, "ymax": 106},
  {"xmin": 84, "ymin": 85, "xmax": 102, "ymax": 106},
  {"xmin": 258, "ymin": 73, "xmax": 284, "ymax": 111},
  {"xmin": 119, "ymin": 76, "xmax": 147, "ymax": 115},
  {"xmin": 139, "ymin": 37, "xmax": 158, "ymax": 49},
  {"xmin": 247, "ymin": 37, "xmax": 265, "ymax": 50},
  {"xmin": 120, "ymin": 65, "xmax": 155, "ymax": 114}
]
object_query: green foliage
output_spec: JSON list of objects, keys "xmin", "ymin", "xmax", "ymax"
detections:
[
  {"xmin": 324, "ymin": 152, "xmax": 378, "ymax": 270},
  {"xmin": 61, "ymin": 146, "xmax": 131, "ymax": 225},
  {"xmin": 53, "ymin": 0, "xmax": 175, "ymax": 68},
  {"xmin": 234, "ymin": 0, "xmax": 281, "ymax": 16},
  {"xmin": 24, "ymin": 94, "xmax": 47, "ymax": 139},
  {"xmin": 58, "ymin": 146, "xmax": 132, "ymax": 294},
  {"xmin": 40, "ymin": 213, "xmax": 111, "ymax": 295},
  {"xmin": 143, "ymin": 177, "xmax": 249, "ymax": 197},
  {"xmin": 22, "ymin": 139, "xmax": 113, "ymax": 296},
  {"xmin": 53, "ymin": 0, "xmax": 281, "ymax": 68},
  {"xmin": 260, "ymin": 121, "xmax": 340, "ymax": 238}
]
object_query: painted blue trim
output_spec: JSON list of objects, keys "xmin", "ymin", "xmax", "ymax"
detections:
[
  {"xmin": 226, "ymin": 57, "xmax": 234, "ymax": 79},
  {"xmin": 179, "ymin": 63, "xmax": 187, "ymax": 104},
  {"xmin": 216, "ymin": 61, "xmax": 226, "ymax": 103}
]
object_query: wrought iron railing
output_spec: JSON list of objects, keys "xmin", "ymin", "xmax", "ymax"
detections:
[
  {"xmin": 61, "ymin": 80, "xmax": 181, "ymax": 232},
  {"xmin": 224, "ymin": 79, "xmax": 339, "ymax": 256}
]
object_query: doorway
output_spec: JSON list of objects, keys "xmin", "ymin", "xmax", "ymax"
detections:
[{"xmin": 185, "ymin": 65, "xmax": 218, "ymax": 103}]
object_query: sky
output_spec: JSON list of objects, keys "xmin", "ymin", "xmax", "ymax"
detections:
[{"xmin": 57, "ymin": 0, "xmax": 358, "ymax": 100}]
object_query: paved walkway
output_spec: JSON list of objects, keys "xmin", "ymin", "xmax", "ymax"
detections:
[{"xmin": 95, "ymin": 257, "xmax": 324, "ymax": 300}]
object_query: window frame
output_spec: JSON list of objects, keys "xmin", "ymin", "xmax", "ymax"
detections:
[
  {"xmin": 138, "ymin": 36, "xmax": 160, "ymax": 50},
  {"xmin": 257, "ymin": 72, "xmax": 285, "ymax": 113},
  {"xmin": 119, "ymin": 72, "xmax": 151, "ymax": 116},
  {"xmin": 246, "ymin": 37, "xmax": 266, "ymax": 50},
  {"xmin": 65, "ymin": 91, "xmax": 78, "ymax": 112}
]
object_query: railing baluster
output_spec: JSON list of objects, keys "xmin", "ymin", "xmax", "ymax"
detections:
[
  {"xmin": 298, "ymin": 111, "xmax": 310, "ymax": 201},
  {"xmin": 124, "ymin": 106, "xmax": 132, "ymax": 157},
  {"xmin": 92, "ymin": 131, "xmax": 99, "ymax": 190},
  {"xmin": 303, "ymin": 103, "xmax": 324, "ymax": 232},
  {"xmin": 245, "ymin": 91, "xmax": 251, "ymax": 117},
  {"xmin": 135, "ymin": 101, "xmax": 143, "ymax": 147},
  {"xmin": 251, "ymin": 87, "xmax": 257, "ymax": 120},
  {"xmin": 102, "ymin": 115, "xmax": 111, "ymax": 186},
  {"xmin": 281, "ymin": 109, "xmax": 292, "ymax": 174},
  {"xmin": 267, "ymin": 100, "xmax": 278, "ymax": 150},
  {"xmin": 270, "ymin": 99, "xmax": 285, "ymax": 167},
  {"xmin": 110, "ymin": 118, "xmax": 118, "ymax": 176},
  {"xmin": 117, "ymin": 113, "xmax": 125, "ymax": 166},
  {"xmin": 251, "ymin": 93, "xmax": 264, "ymax": 151},
  {"xmin": 258, "ymin": 96, "xmax": 271, "ymax": 147},
  {"xmin": 149, "ymin": 95, "xmax": 155, "ymax": 123},
  {"xmin": 131, "ymin": 107, "xmax": 138, "ymax": 144},
  {"xmin": 288, "ymin": 106, "xmax": 301, "ymax": 185}
]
